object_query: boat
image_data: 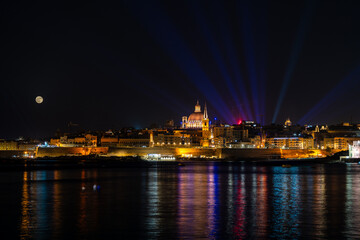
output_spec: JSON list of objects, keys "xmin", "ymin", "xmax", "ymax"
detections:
[{"xmin": 142, "ymin": 154, "xmax": 176, "ymax": 161}]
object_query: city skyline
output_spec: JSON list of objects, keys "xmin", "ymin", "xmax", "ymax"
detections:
[{"xmin": 2, "ymin": 2, "xmax": 360, "ymax": 239}]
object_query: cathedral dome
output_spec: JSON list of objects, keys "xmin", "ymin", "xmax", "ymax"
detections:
[{"xmin": 188, "ymin": 112, "xmax": 204, "ymax": 122}]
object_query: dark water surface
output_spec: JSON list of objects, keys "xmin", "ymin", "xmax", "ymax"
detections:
[{"xmin": 1, "ymin": 162, "xmax": 360, "ymax": 239}]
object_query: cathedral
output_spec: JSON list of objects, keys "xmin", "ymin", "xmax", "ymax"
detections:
[{"xmin": 181, "ymin": 101, "xmax": 209, "ymax": 129}]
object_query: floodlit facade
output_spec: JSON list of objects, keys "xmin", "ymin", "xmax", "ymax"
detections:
[
  {"xmin": 101, "ymin": 137, "xmax": 118, "ymax": 147},
  {"xmin": 266, "ymin": 137, "xmax": 314, "ymax": 149},
  {"xmin": 323, "ymin": 137, "xmax": 360, "ymax": 150},
  {"xmin": 54, "ymin": 134, "xmax": 97, "ymax": 147},
  {"xmin": 0, "ymin": 140, "xmax": 18, "ymax": 150},
  {"xmin": 284, "ymin": 118, "xmax": 292, "ymax": 127},
  {"xmin": 153, "ymin": 133, "xmax": 191, "ymax": 147},
  {"xmin": 182, "ymin": 101, "xmax": 207, "ymax": 129},
  {"xmin": 213, "ymin": 125, "xmax": 249, "ymax": 147},
  {"xmin": 349, "ymin": 141, "xmax": 360, "ymax": 158},
  {"xmin": 118, "ymin": 138, "xmax": 150, "ymax": 147}
]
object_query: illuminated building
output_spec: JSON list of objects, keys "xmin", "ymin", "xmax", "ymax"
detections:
[
  {"xmin": 315, "ymin": 125, "xmax": 320, "ymax": 132},
  {"xmin": 18, "ymin": 143, "xmax": 38, "ymax": 150},
  {"xmin": 251, "ymin": 135, "xmax": 264, "ymax": 148},
  {"xmin": 153, "ymin": 131, "xmax": 192, "ymax": 147},
  {"xmin": 284, "ymin": 118, "xmax": 292, "ymax": 127},
  {"xmin": 201, "ymin": 103, "xmax": 210, "ymax": 147},
  {"xmin": 182, "ymin": 101, "xmax": 207, "ymax": 129},
  {"xmin": 54, "ymin": 134, "xmax": 97, "ymax": 147},
  {"xmin": 323, "ymin": 137, "xmax": 360, "ymax": 150},
  {"xmin": 227, "ymin": 142, "xmax": 256, "ymax": 148},
  {"xmin": 266, "ymin": 137, "xmax": 314, "ymax": 149},
  {"xmin": 213, "ymin": 125, "xmax": 249, "ymax": 147},
  {"xmin": 349, "ymin": 141, "xmax": 360, "ymax": 158},
  {"xmin": 118, "ymin": 138, "xmax": 150, "ymax": 147},
  {"xmin": 50, "ymin": 138, "xmax": 60, "ymax": 146},
  {"xmin": 100, "ymin": 137, "xmax": 118, "ymax": 147},
  {"xmin": 0, "ymin": 140, "xmax": 18, "ymax": 150}
]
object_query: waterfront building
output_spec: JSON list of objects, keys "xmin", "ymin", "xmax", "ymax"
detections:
[
  {"xmin": 85, "ymin": 134, "xmax": 97, "ymax": 146},
  {"xmin": 74, "ymin": 137, "xmax": 86, "ymax": 145},
  {"xmin": 153, "ymin": 132, "xmax": 191, "ymax": 147},
  {"xmin": 323, "ymin": 137, "xmax": 360, "ymax": 150},
  {"xmin": 266, "ymin": 137, "xmax": 314, "ymax": 149},
  {"xmin": 0, "ymin": 140, "xmax": 18, "ymax": 150},
  {"xmin": 212, "ymin": 137, "xmax": 226, "ymax": 148},
  {"xmin": 54, "ymin": 134, "xmax": 97, "ymax": 147},
  {"xmin": 213, "ymin": 125, "xmax": 249, "ymax": 147},
  {"xmin": 50, "ymin": 138, "xmax": 60, "ymax": 146},
  {"xmin": 349, "ymin": 141, "xmax": 360, "ymax": 158},
  {"xmin": 101, "ymin": 137, "xmax": 118, "ymax": 147},
  {"xmin": 250, "ymin": 135, "xmax": 264, "ymax": 148},
  {"xmin": 227, "ymin": 141, "xmax": 256, "ymax": 148},
  {"xmin": 118, "ymin": 138, "xmax": 150, "ymax": 147},
  {"xmin": 18, "ymin": 143, "xmax": 38, "ymax": 150}
]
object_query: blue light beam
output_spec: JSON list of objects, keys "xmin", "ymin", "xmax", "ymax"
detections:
[
  {"xmin": 188, "ymin": 0, "xmax": 249, "ymax": 120},
  {"xmin": 210, "ymin": 0, "xmax": 255, "ymax": 121},
  {"xmin": 298, "ymin": 65, "xmax": 360, "ymax": 125},
  {"xmin": 272, "ymin": 0, "xmax": 317, "ymax": 123},
  {"xmin": 128, "ymin": 1, "xmax": 235, "ymax": 123},
  {"xmin": 238, "ymin": 0, "xmax": 261, "ymax": 123}
]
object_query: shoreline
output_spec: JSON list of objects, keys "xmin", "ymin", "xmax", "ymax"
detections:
[{"xmin": 0, "ymin": 155, "xmax": 350, "ymax": 171}]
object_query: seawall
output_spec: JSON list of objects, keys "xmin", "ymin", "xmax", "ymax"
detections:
[
  {"xmin": 108, "ymin": 147, "xmax": 338, "ymax": 159},
  {"xmin": 36, "ymin": 147, "xmax": 108, "ymax": 157},
  {"xmin": 0, "ymin": 146, "xmax": 339, "ymax": 160}
]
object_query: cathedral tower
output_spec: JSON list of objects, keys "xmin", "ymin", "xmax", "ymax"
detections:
[
  {"xmin": 202, "ymin": 103, "xmax": 210, "ymax": 147},
  {"xmin": 195, "ymin": 100, "xmax": 201, "ymax": 112}
]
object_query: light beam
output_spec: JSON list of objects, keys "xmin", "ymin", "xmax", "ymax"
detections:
[{"xmin": 272, "ymin": 0, "xmax": 316, "ymax": 123}]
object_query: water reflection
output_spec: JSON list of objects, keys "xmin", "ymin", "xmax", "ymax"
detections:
[
  {"xmin": 270, "ymin": 167, "xmax": 300, "ymax": 238},
  {"xmin": 13, "ymin": 164, "xmax": 360, "ymax": 239},
  {"xmin": 178, "ymin": 164, "xmax": 210, "ymax": 238},
  {"xmin": 255, "ymin": 170, "xmax": 268, "ymax": 238},
  {"xmin": 345, "ymin": 165, "xmax": 360, "ymax": 238},
  {"xmin": 20, "ymin": 171, "xmax": 33, "ymax": 240},
  {"xmin": 145, "ymin": 169, "xmax": 159, "ymax": 238},
  {"xmin": 233, "ymin": 168, "xmax": 247, "ymax": 239}
]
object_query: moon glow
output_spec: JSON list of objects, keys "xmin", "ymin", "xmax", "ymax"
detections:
[{"xmin": 35, "ymin": 96, "xmax": 43, "ymax": 104}]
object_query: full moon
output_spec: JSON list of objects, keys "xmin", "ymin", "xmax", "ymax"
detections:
[{"xmin": 35, "ymin": 96, "xmax": 43, "ymax": 104}]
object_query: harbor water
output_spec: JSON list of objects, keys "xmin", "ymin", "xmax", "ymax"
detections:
[{"xmin": 1, "ymin": 162, "xmax": 360, "ymax": 239}]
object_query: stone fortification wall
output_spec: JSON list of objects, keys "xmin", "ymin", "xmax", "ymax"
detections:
[
  {"xmin": 108, "ymin": 147, "xmax": 175, "ymax": 157},
  {"xmin": 108, "ymin": 147, "xmax": 337, "ymax": 159},
  {"xmin": 36, "ymin": 147, "xmax": 108, "ymax": 157},
  {"xmin": 221, "ymin": 148, "xmax": 282, "ymax": 159},
  {"xmin": 35, "ymin": 147, "xmax": 341, "ymax": 159},
  {"xmin": 222, "ymin": 148, "xmax": 340, "ymax": 159},
  {"xmin": 108, "ymin": 147, "xmax": 220, "ymax": 158},
  {"xmin": 280, "ymin": 149, "xmax": 340, "ymax": 159},
  {"xmin": 108, "ymin": 147, "xmax": 281, "ymax": 159}
]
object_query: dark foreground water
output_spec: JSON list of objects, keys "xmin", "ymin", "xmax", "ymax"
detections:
[{"xmin": 1, "ymin": 162, "xmax": 360, "ymax": 239}]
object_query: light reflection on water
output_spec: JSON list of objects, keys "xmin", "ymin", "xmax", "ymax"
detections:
[
  {"xmin": 2, "ymin": 163, "xmax": 360, "ymax": 239},
  {"xmin": 271, "ymin": 167, "xmax": 300, "ymax": 238}
]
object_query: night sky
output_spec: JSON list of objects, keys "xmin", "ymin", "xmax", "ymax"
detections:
[{"xmin": 2, "ymin": 0, "xmax": 360, "ymax": 138}]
